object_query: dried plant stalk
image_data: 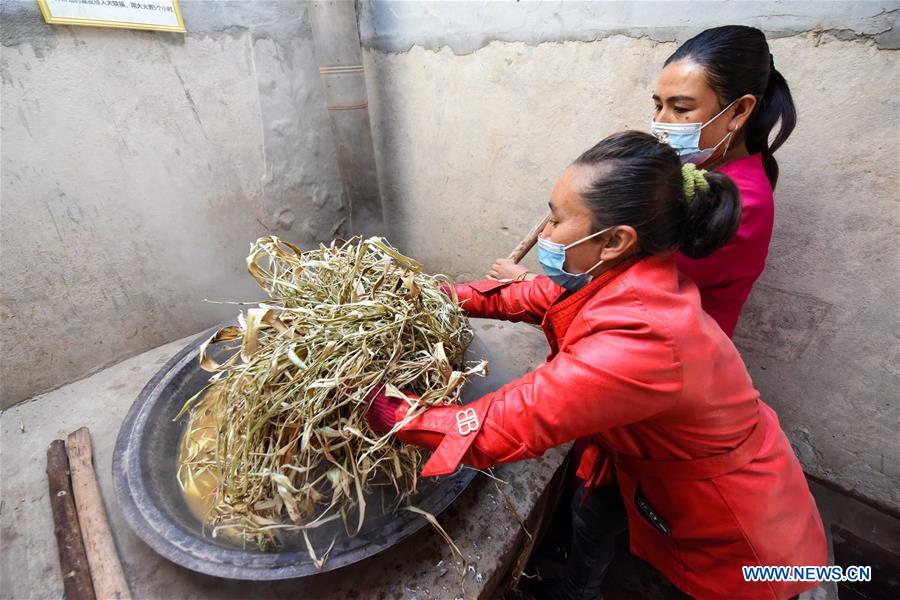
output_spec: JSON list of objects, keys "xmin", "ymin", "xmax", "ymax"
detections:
[{"xmin": 176, "ymin": 236, "xmax": 485, "ymax": 554}]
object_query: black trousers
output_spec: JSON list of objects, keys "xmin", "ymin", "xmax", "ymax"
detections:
[
  {"xmin": 556, "ymin": 483, "xmax": 628, "ymax": 600},
  {"xmin": 552, "ymin": 485, "xmax": 803, "ymax": 600}
]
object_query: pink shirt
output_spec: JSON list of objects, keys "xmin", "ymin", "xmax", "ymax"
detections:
[{"xmin": 676, "ymin": 153, "xmax": 774, "ymax": 337}]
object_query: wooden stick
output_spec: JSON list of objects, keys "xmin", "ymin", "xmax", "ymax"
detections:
[
  {"xmin": 66, "ymin": 428, "xmax": 131, "ymax": 600},
  {"xmin": 507, "ymin": 212, "xmax": 551, "ymax": 264},
  {"xmin": 46, "ymin": 440, "xmax": 96, "ymax": 600}
]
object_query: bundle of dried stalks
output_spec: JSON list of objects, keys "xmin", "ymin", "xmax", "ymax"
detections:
[{"xmin": 176, "ymin": 236, "xmax": 484, "ymax": 561}]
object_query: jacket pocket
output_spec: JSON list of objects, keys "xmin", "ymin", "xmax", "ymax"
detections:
[
  {"xmin": 634, "ymin": 483, "xmax": 672, "ymax": 536},
  {"xmin": 617, "ymin": 472, "xmax": 686, "ymax": 587}
]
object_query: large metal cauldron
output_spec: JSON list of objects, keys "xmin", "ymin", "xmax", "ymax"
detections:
[{"xmin": 113, "ymin": 321, "xmax": 505, "ymax": 580}]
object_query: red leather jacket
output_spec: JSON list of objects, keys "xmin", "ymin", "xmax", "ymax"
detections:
[{"xmin": 393, "ymin": 254, "xmax": 827, "ymax": 599}]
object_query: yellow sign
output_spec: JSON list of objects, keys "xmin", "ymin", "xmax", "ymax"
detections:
[{"xmin": 37, "ymin": 0, "xmax": 186, "ymax": 33}]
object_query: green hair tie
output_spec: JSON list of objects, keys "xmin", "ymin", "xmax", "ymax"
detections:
[{"xmin": 682, "ymin": 163, "xmax": 710, "ymax": 201}]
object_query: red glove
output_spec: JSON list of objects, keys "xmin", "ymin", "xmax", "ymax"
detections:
[
  {"xmin": 365, "ymin": 387, "xmax": 410, "ymax": 434},
  {"xmin": 439, "ymin": 283, "xmax": 453, "ymax": 297}
]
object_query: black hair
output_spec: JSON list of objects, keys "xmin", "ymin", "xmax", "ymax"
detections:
[
  {"xmin": 573, "ymin": 131, "xmax": 741, "ymax": 259},
  {"xmin": 665, "ymin": 25, "xmax": 796, "ymax": 188}
]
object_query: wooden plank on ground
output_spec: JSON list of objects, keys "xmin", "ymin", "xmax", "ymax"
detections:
[
  {"xmin": 66, "ymin": 427, "xmax": 131, "ymax": 600},
  {"xmin": 46, "ymin": 439, "xmax": 96, "ymax": 600}
]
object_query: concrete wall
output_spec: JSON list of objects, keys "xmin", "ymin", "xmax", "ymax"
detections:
[
  {"xmin": 1, "ymin": 0, "xmax": 347, "ymax": 408},
  {"xmin": 358, "ymin": 1, "xmax": 899, "ymax": 511}
]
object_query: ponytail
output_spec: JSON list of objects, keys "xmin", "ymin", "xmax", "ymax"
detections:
[
  {"xmin": 678, "ymin": 170, "xmax": 741, "ymax": 259},
  {"xmin": 745, "ymin": 62, "xmax": 797, "ymax": 188}
]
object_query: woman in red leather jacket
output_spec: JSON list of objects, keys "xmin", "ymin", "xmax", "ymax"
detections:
[{"xmin": 368, "ymin": 130, "xmax": 827, "ymax": 599}]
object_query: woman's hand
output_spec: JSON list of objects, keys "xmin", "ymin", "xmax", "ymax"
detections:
[
  {"xmin": 487, "ymin": 258, "xmax": 535, "ymax": 281},
  {"xmin": 365, "ymin": 387, "xmax": 413, "ymax": 434}
]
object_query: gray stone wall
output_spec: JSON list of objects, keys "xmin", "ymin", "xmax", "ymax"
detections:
[{"xmin": 1, "ymin": 0, "xmax": 347, "ymax": 408}]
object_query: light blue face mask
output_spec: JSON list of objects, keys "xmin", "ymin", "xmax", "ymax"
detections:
[
  {"xmin": 650, "ymin": 99, "xmax": 737, "ymax": 165},
  {"xmin": 537, "ymin": 227, "xmax": 614, "ymax": 291}
]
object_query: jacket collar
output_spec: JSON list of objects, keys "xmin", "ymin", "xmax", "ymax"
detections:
[{"xmin": 544, "ymin": 257, "xmax": 638, "ymax": 342}]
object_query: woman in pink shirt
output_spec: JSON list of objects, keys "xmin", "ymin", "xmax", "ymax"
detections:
[
  {"xmin": 491, "ymin": 25, "xmax": 796, "ymax": 338},
  {"xmin": 652, "ymin": 25, "xmax": 796, "ymax": 336}
]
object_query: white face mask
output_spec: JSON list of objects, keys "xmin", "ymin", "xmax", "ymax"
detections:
[{"xmin": 650, "ymin": 99, "xmax": 737, "ymax": 165}]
